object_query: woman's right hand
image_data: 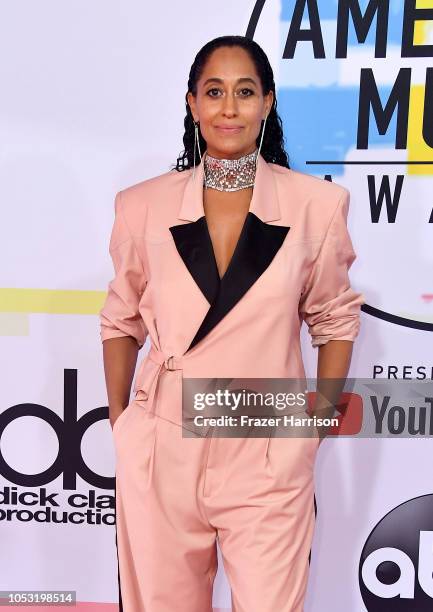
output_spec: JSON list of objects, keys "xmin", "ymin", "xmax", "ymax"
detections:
[{"xmin": 102, "ymin": 336, "xmax": 139, "ymax": 431}]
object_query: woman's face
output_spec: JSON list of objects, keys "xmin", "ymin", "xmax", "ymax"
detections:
[{"xmin": 187, "ymin": 46, "xmax": 274, "ymax": 160}]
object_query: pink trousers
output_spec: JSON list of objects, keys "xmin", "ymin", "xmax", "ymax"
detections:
[{"xmin": 113, "ymin": 389, "xmax": 319, "ymax": 612}]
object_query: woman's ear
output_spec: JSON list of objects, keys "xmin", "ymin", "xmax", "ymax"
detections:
[
  {"xmin": 266, "ymin": 91, "xmax": 274, "ymax": 117},
  {"xmin": 187, "ymin": 92, "xmax": 197, "ymax": 122}
]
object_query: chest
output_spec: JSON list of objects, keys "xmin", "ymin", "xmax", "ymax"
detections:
[{"xmin": 203, "ymin": 187, "xmax": 253, "ymax": 280}]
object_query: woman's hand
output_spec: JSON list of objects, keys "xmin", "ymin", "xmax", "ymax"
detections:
[
  {"xmin": 311, "ymin": 339, "xmax": 354, "ymax": 444},
  {"xmin": 102, "ymin": 336, "xmax": 139, "ymax": 431},
  {"xmin": 110, "ymin": 404, "xmax": 126, "ymax": 431}
]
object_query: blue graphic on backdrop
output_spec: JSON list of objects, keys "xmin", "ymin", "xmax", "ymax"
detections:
[{"xmin": 278, "ymin": 0, "xmax": 405, "ymax": 174}]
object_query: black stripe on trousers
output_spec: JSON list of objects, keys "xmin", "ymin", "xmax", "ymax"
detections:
[
  {"xmin": 308, "ymin": 493, "xmax": 318, "ymax": 566},
  {"xmin": 114, "ymin": 475, "xmax": 124, "ymax": 612}
]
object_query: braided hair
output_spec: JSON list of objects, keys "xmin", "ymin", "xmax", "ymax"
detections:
[{"xmin": 172, "ymin": 35, "xmax": 290, "ymax": 171}]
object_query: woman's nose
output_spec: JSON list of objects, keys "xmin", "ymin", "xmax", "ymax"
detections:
[{"xmin": 221, "ymin": 94, "xmax": 238, "ymax": 115}]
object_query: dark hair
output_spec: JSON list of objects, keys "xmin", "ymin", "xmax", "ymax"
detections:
[{"xmin": 172, "ymin": 35, "xmax": 290, "ymax": 171}]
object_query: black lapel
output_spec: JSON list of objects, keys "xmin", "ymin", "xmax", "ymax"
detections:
[
  {"xmin": 170, "ymin": 211, "xmax": 290, "ymax": 352},
  {"xmin": 169, "ymin": 217, "xmax": 220, "ymax": 305}
]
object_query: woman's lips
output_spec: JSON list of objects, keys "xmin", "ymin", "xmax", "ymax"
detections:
[{"xmin": 215, "ymin": 126, "xmax": 243, "ymax": 134}]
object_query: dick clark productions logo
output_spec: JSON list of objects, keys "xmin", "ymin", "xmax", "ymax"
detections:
[{"xmin": 359, "ymin": 494, "xmax": 433, "ymax": 611}]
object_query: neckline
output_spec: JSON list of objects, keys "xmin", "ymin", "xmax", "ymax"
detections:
[{"xmin": 202, "ymin": 211, "xmax": 252, "ymax": 283}]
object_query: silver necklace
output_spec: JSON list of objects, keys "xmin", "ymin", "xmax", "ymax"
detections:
[{"xmin": 203, "ymin": 148, "xmax": 258, "ymax": 192}]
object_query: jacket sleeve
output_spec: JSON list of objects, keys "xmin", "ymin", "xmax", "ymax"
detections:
[
  {"xmin": 99, "ymin": 190, "xmax": 148, "ymax": 349},
  {"xmin": 298, "ymin": 188, "xmax": 365, "ymax": 348}
]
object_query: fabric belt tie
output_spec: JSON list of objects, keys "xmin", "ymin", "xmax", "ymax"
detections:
[
  {"xmin": 133, "ymin": 345, "xmax": 184, "ymax": 409},
  {"xmin": 133, "ymin": 345, "xmax": 215, "ymax": 438}
]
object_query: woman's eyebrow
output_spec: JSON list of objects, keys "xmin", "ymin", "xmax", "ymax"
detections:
[{"xmin": 202, "ymin": 77, "xmax": 257, "ymax": 87}]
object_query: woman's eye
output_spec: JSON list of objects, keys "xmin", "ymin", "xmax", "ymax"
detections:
[{"xmin": 205, "ymin": 88, "xmax": 255, "ymax": 97}]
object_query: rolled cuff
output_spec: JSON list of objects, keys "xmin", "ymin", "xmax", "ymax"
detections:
[{"xmin": 299, "ymin": 188, "xmax": 365, "ymax": 348}]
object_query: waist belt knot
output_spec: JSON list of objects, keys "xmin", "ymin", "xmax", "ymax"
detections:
[{"xmin": 133, "ymin": 345, "xmax": 184, "ymax": 404}]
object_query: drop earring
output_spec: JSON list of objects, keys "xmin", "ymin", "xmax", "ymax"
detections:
[
  {"xmin": 193, "ymin": 120, "xmax": 203, "ymax": 180},
  {"xmin": 256, "ymin": 114, "xmax": 268, "ymax": 168}
]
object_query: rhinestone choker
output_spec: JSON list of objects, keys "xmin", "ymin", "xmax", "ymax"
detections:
[{"xmin": 203, "ymin": 148, "xmax": 258, "ymax": 192}]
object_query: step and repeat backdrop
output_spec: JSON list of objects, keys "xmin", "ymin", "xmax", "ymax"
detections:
[{"xmin": 1, "ymin": 1, "xmax": 432, "ymax": 610}]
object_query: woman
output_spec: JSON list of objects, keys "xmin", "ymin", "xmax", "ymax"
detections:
[{"xmin": 100, "ymin": 35, "xmax": 364, "ymax": 612}]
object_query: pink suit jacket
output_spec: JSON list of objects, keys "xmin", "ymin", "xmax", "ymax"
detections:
[{"xmin": 99, "ymin": 152, "xmax": 365, "ymax": 425}]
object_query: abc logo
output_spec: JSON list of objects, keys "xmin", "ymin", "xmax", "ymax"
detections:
[
  {"xmin": 0, "ymin": 370, "xmax": 113, "ymax": 490},
  {"xmin": 359, "ymin": 494, "xmax": 433, "ymax": 611}
]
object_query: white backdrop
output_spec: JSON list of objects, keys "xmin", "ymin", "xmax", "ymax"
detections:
[{"xmin": 1, "ymin": 1, "xmax": 432, "ymax": 610}]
